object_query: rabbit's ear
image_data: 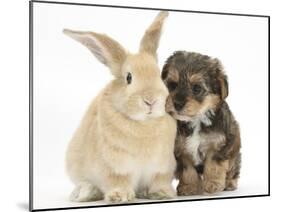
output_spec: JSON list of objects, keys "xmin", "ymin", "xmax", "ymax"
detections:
[
  {"xmin": 139, "ymin": 11, "xmax": 169, "ymax": 59},
  {"xmin": 63, "ymin": 29, "xmax": 127, "ymax": 77}
]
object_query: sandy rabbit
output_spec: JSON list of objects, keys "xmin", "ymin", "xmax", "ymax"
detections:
[{"xmin": 64, "ymin": 11, "xmax": 176, "ymax": 203}]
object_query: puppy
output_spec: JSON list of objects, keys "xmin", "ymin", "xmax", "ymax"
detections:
[{"xmin": 161, "ymin": 51, "xmax": 241, "ymax": 195}]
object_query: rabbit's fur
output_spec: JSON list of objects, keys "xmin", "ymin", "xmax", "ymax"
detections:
[{"xmin": 64, "ymin": 12, "xmax": 177, "ymax": 203}]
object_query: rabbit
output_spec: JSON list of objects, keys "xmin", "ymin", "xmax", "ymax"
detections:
[{"xmin": 63, "ymin": 11, "xmax": 177, "ymax": 203}]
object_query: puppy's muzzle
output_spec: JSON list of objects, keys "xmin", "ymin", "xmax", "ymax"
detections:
[
  {"xmin": 174, "ymin": 92, "xmax": 187, "ymax": 111},
  {"xmin": 174, "ymin": 101, "xmax": 185, "ymax": 111}
]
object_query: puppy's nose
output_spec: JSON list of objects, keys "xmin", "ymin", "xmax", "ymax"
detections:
[
  {"xmin": 174, "ymin": 92, "xmax": 186, "ymax": 111},
  {"xmin": 174, "ymin": 101, "xmax": 185, "ymax": 111}
]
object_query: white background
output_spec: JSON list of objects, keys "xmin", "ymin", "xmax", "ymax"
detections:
[
  {"xmin": 32, "ymin": 2, "xmax": 268, "ymax": 210},
  {"xmin": 0, "ymin": 0, "xmax": 279, "ymax": 212}
]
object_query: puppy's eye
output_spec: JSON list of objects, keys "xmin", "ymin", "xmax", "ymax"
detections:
[
  {"xmin": 167, "ymin": 81, "xmax": 178, "ymax": 91},
  {"xmin": 126, "ymin": 73, "xmax": 132, "ymax": 84},
  {"xmin": 192, "ymin": 84, "xmax": 202, "ymax": 95}
]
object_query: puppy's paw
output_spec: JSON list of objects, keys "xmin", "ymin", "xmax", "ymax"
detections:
[
  {"xmin": 105, "ymin": 189, "xmax": 135, "ymax": 203},
  {"xmin": 203, "ymin": 179, "xmax": 225, "ymax": 194},
  {"xmin": 147, "ymin": 186, "xmax": 176, "ymax": 200},
  {"xmin": 70, "ymin": 183, "xmax": 103, "ymax": 202},
  {"xmin": 177, "ymin": 183, "xmax": 201, "ymax": 196},
  {"xmin": 224, "ymin": 179, "xmax": 238, "ymax": 191}
]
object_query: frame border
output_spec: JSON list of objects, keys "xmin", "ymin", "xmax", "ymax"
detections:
[
  {"xmin": 29, "ymin": 1, "xmax": 34, "ymax": 211},
  {"xmin": 29, "ymin": 0, "xmax": 270, "ymax": 211}
]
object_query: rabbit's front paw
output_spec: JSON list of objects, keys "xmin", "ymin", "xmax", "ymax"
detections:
[
  {"xmin": 147, "ymin": 187, "xmax": 175, "ymax": 200},
  {"xmin": 105, "ymin": 189, "xmax": 135, "ymax": 203},
  {"xmin": 70, "ymin": 183, "xmax": 103, "ymax": 202}
]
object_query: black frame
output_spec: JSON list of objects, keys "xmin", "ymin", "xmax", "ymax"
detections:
[{"xmin": 29, "ymin": 0, "xmax": 270, "ymax": 211}]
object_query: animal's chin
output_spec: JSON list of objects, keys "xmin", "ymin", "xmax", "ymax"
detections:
[
  {"xmin": 129, "ymin": 110, "xmax": 165, "ymax": 121},
  {"xmin": 168, "ymin": 111, "xmax": 194, "ymax": 122}
]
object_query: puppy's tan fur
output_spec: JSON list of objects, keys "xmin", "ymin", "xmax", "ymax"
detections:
[{"xmin": 162, "ymin": 51, "xmax": 241, "ymax": 195}]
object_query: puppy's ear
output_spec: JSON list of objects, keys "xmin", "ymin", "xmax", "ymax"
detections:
[
  {"xmin": 219, "ymin": 75, "xmax": 229, "ymax": 99},
  {"xmin": 139, "ymin": 11, "xmax": 168, "ymax": 59},
  {"xmin": 63, "ymin": 29, "xmax": 127, "ymax": 77},
  {"xmin": 161, "ymin": 63, "xmax": 169, "ymax": 81}
]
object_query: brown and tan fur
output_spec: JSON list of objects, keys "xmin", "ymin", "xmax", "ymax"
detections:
[
  {"xmin": 162, "ymin": 51, "xmax": 241, "ymax": 195},
  {"xmin": 64, "ymin": 12, "xmax": 177, "ymax": 203}
]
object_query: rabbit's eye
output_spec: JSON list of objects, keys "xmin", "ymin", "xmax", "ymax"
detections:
[{"xmin": 126, "ymin": 73, "xmax": 132, "ymax": 84}]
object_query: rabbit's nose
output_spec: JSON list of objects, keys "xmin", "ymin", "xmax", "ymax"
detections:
[{"xmin": 144, "ymin": 99, "xmax": 156, "ymax": 107}]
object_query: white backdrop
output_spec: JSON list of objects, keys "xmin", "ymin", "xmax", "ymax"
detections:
[{"xmin": 32, "ymin": 1, "xmax": 268, "ymax": 210}]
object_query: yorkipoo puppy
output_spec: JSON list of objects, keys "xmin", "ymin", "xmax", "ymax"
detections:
[{"xmin": 161, "ymin": 51, "xmax": 241, "ymax": 195}]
